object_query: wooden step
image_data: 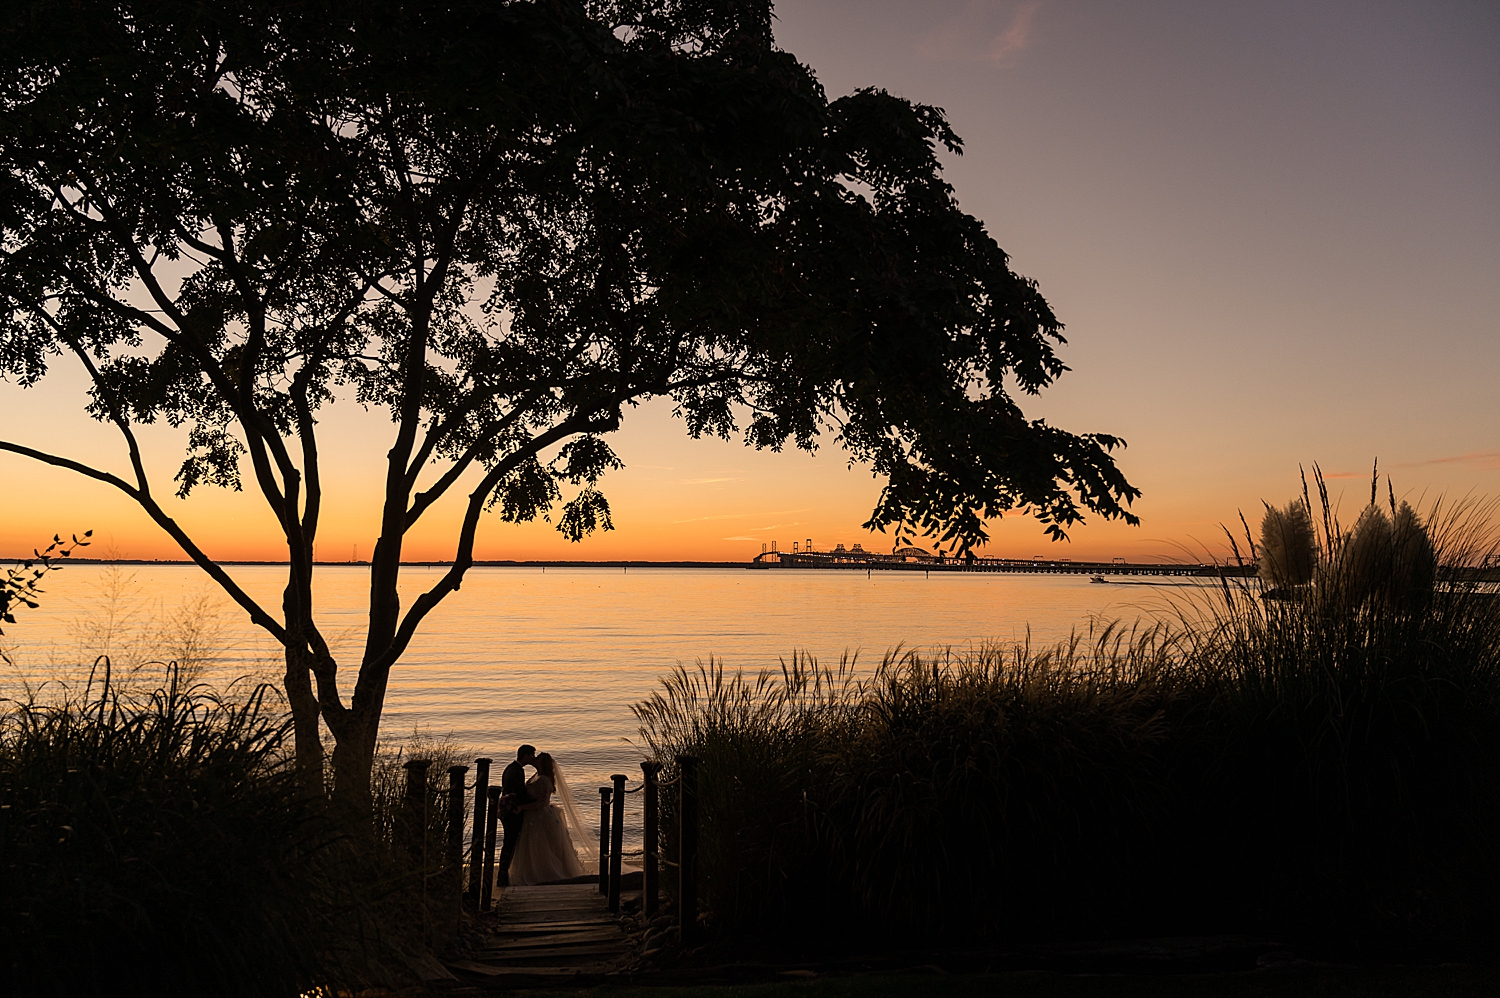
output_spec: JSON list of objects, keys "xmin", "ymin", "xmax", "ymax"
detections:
[
  {"xmin": 478, "ymin": 881, "xmax": 634, "ymax": 979},
  {"xmin": 446, "ymin": 961, "xmax": 616, "ymax": 980},
  {"xmin": 476, "ymin": 944, "xmax": 629, "ymax": 964},
  {"xmin": 489, "ymin": 920, "xmax": 619, "ymax": 935},
  {"xmin": 480, "ymin": 933, "xmax": 625, "ymax": 953}
]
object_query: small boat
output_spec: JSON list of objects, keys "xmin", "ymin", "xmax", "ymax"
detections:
[{"xmin": 1089, "ymin": 575, "xmax": 1108, "ymax": 584}]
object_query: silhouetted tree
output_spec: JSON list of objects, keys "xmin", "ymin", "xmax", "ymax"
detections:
[{"xmin": 0, "ymin": 0, "xmax": 1139, "ymax": 803}]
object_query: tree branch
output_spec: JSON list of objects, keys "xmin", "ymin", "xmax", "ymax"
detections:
[
  {"xmin": 403, "ymin": 389, "xmax": 551, "ymax": 528},
  {"xmin": 212, "ymin": 217, "xmax": 308, "ymax": 537},
  {"xmin": 0, "ymin": 440, "xmax": 287, "ymax": 643},
  {"xmin": 372, "ymin": 407, "xmax": 622, "ymax": 674},
  {"xmin": 290, "ymin": 362, "xmax": 323, "ymax": 551},
  {"xmin": 54, "ymin": 183, "xmax": 295, "ymax": 521},
  {"xmin": 25, "ymin": 305, "xmax": 154, "ymax": 496},
  {"xmin": 171, "ymin": 220, "xmax": 231, "ymax": 262},
  {"xmin": 403, "ymin": 329, "xmax": 608, "ymax": 501}
]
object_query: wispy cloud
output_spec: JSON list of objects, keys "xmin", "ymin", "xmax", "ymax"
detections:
[
  {"xmin": 1398, "ymin": 451, "xmax": 1500, "ymax": 471},
  {"xmin": 677, "ymin": 476, "xmax": 743, "ymax": 486},
  {"xmin": 918, "ymin": 1, "xmax": 1042, "ymax": 66},
  {"xmin": 719, "ymin": 521, "xmax": 810, "ymax": 542},
  {"xmin": 986, "ymin": 1, "xmax": 1040, "ymax": 64},
  {"xmin": 671, "ymin": 508, "xmax": 810, "ymax": 525},
  {"xmin": 1326, "ymin": 452, "xmax": 1500, "ymax": 479}
]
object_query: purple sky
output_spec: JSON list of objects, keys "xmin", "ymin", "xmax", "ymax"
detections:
[
  {"xmin": 2, "ymin": 1, "xmax": 1495, "ymax": 561},
  {"xmin": 764, "ymin": 0, "xmax": 1500, "ymax": 555}
]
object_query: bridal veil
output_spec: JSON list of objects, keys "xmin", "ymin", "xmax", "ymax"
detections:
[{"xmin": 549, "ymin": 760, "xmax": 598, "ymax": 866}]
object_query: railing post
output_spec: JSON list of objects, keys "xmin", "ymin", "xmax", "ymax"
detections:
[
  {"xmin": 481, "ymin": 785, "xmax": 501, "ymax": 913},
  {"xmin": 641, "ymin": 761, "xmax": 662, "ymax": 916},
  {"xmin": 467, "ymin": 757, "xmax": 491, "ymax": 913},
  {"xmin": 677, "ymin": 754, "xmax": 700, "ymax": 944},
  {"xmin": 402, "ymin": 759, "xmax": 434, "ymax": 942},
  {"xmin": 441, "ymin": 762, "xmax": 465, "ymax": 888},
  {"xmin": 446, "ymin": 765, "xmax": 467, "ymax": 897},
  {"xmin": 401, "ymin": 759, "xmax": 432, "ymax": 866},
  {"xmin": 597, "ymin": 786, "xmax": 611, "ymax": 894},
  {"xmin": 609, "ymin": 773, "xmax": 626, "ymax": 912}
]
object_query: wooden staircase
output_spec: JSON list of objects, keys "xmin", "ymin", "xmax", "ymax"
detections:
[{"xmin": 447, "ymin": 883, "xmax": 636, "ymax": 985}]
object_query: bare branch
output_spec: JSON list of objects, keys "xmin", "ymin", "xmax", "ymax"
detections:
[{"xmin": 0, "ymin": 440, "xmax": 287, "ymax": 643}]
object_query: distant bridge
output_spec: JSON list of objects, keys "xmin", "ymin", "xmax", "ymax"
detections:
[{"xmin": 750, "ymin": 550, "xmax": 1256, "ymax": 578}]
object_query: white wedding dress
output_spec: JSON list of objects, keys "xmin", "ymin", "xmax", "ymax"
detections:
[{"xmin": 508, "ymin": 767, "xmax": 595, "ymax": 886}]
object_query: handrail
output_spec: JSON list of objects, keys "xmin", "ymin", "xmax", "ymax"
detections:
[{"xmin": 586, "ymin": 757, "xmax": 696, "ymax": 928}]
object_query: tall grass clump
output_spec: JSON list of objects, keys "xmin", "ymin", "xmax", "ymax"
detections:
[
  {"xmin": 637, "ymin": 654, "xmax": 864, "ymax": 931},
  {"xmin": 368, "ymin": 728, "xmax": 474, "ymax": 858},
  {"xmin": 0, "ymin": 660, "xmax": 337, "ymax": 997},
  {"xmin": 1, "ymin": 660, "xmax": 482, "ymax": 995},
  {"xmin": 815, "ymin": 633, "xmax": 1184, "ymax": 937},
  {"xmin": 1174, "ymin": 489, "xmax": 1500, "ymax": 945},
  {"xmin": 635, "ymin": 483, "xmax": 1500, "ymax": 953},
  {"xmin": 1258, "ymin": 498, "xmax": 1317, "ymax": 588},
  {"xmin": 637, "ymin": 631, "xmax": 1189, "ymax": 943}
]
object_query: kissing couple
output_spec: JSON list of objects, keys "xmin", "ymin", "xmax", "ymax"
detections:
[{"xmin": 496, "ymin": 744, "xmax": 597, "ymax": 887}]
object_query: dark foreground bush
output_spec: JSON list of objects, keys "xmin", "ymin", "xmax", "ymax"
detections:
[
  {"xmin": 0, "ymin": 662, "xmax": 336, "ymax": 996},
  {"xmin": 0, "ymin": 654, "xmax": 481, "ymax": 997},
  {"xmin": 1167, "ymin": 496, "xmax": 1500, "ymax": 949},
  {"xmin": 635, "ymin": 502, "xmax": 1500, "ymax": 954}
]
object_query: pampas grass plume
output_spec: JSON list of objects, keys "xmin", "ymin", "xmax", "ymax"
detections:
[
  {"xmin": 1258, "ymin": 499, "xmax": 1317, "ymax": 587},
  {"xmin": 1391, "ymin": 500, "xmax": 1437, "ymax": 599},
  {"xmin": 1341, "ymin": 504, "xmax": 1395, "ymax": 600}
]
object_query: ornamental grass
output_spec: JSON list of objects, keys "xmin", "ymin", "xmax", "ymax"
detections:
[
  {"xmin": 0, "ymin": 660, "xmax": 474, "ymax": 996},
  {"xmin": 635, "ymin": 490, "xmax": 1500, "ymax": 954}
]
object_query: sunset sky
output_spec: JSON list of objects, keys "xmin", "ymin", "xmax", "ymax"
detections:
[{"xmin": 2, "ymin": 0, "xmax": 1496, "ymax": 564}]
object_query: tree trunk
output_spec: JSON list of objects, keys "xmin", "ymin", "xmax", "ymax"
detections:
[
  {"xmin": 284, "ymin": 645, "xmax": 325, "ymax": 798},
  {"xmin": 331, "ymin": 706, "xmax": 380, "ymax": 817},
  {"xmin": 326, "ymin": 516, "xmax": 406, "ymax": 812}
]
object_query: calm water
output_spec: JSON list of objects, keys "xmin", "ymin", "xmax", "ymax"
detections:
[{"xmin": 2, "ymin": 564, "xmax": 1197, "ymax": 846}]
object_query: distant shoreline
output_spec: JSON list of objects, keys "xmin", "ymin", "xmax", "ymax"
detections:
[{"xmin": 3, "ymin": 555, "xmax": 1232, "ymax": 572}]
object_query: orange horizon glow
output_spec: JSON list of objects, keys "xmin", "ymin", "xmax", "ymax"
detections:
[
  {"xmin": 1, "ymin": 395, "xmax": 1176, "ymax": 565},
  {"xmin": 3, "ymin": 3, "xmax": 1496, "ymax": 570},
  {"xmin": 3, "ymin": 392, "xmax": 1495, "ymax": 569}
]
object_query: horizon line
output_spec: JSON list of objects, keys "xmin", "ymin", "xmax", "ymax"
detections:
[{"xmin": 4, "ymin": 555, "xmax": 1202, "ymax": 568}]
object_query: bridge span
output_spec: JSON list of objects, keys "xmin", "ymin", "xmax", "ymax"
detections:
[{"xmin": 750, "ymin": 550, "xmax": 1254, "ymax": 578}]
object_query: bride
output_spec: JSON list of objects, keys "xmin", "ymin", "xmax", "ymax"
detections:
[{"xmin": 508, "ymin": 752, "xmax": 597, "ymax": 886}]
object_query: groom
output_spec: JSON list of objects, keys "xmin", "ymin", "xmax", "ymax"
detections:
[{"xmin": 496, "ymin": 744, "xmax": 537, "ymax": 888}]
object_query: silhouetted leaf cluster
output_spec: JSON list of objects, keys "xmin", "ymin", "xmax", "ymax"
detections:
[{"xmin": 0, "ymin": 531, "xmax": 90, "ymax": 661}]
